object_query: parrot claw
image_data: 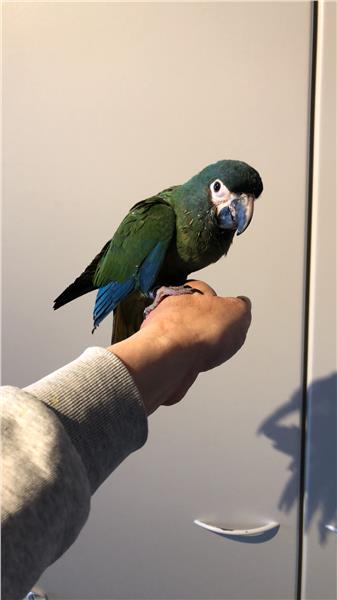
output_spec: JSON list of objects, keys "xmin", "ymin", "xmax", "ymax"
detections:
[{"xmin": 144, "ymin": 285, "xmax": 202, "ymax": 318}]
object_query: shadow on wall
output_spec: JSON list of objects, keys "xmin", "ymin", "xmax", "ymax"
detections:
[{"xmin": 258, "ymin": 372, "xmax": 337, "ymax": 545}]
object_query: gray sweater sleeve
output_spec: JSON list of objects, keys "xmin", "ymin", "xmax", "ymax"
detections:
[{"xmin": 1, "ymin": 347, "xmax": 148, "ymax": 600}]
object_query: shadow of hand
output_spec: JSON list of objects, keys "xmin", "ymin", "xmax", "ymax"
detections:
[{"xmin": 258, "ymin": 373, "xmax": 337, "ymax": 545}]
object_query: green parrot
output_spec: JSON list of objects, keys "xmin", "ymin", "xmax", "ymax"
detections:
[{"xmin": 54, "ymin": 159, "xmax": 263, "ymax": 342}]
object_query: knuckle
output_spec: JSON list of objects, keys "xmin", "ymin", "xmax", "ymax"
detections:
[{"xmin": 236, "ymin": 295, "xmax": 252, "ymax": 312}]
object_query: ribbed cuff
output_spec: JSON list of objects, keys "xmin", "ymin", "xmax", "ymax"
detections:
[{"xmin": 25, "ymin": 347, "xmax": 148, "ymax": 493}]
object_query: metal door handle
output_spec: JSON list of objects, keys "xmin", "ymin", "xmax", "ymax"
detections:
[
  {"xmin": 325, "ymin": 524, "xmax": 337, "ymax": 533},
  {"xmin": 194, "ymin": 519, "xmax": 280, "ymax": 538}
]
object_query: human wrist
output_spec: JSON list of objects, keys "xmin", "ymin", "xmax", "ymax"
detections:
[{"xmin": 108, "ymin": 329, "xmax": 180, "ymax": 416}]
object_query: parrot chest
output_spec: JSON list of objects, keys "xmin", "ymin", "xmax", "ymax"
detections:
[{"xmin": 161, "ymin": 207, "xmax": 232, "ymax": 281}]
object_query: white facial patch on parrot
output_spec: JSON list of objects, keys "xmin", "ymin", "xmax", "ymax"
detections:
[
  {"xmin": 210, "ymin": 180, "xmax": 240, "ymax": 216},
  {"xmin": 210, "ymin": 179, "xmax": 231, "ymax": 207}
]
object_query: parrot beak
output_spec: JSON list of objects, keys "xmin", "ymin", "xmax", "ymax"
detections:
[
  {"xmin": 217, "ymin": 193, "xmax": 255, "ymax": 235},
  {"xmin": 235, "ymin": 193, "xmax": 255, "ymax": 235}
]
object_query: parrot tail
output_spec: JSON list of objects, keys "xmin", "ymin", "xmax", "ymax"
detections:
[
  {"xmin": 111, "ymin": 290, "xmax": 149, "ymax": 344},
  {"xmin": 53, "ymin": 240, "xmax": 110, "ymax": 310},
  {"xmin": 53, "ymin": 276, "xmax": 95, "ymax": 310}
]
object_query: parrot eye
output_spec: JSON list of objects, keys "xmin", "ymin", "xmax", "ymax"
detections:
[{"xmin": 210, "ymin": 179, "xmax": 229, "ymax": 201}]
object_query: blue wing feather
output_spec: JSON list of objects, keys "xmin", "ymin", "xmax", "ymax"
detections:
[
  {"xmin": 93, "ymin": 242, "xmax": 166, "ymax": 331},
  {"xmin": 139, "ymin": 242, "xmax": 166, "ymax": 293},
  {"xmin": 93, "ymin": 241, "xmax": 167, "ymax": 330},
  {"xmin": 93, "ymin": 278, "xmax": 135, "ymax": 331}
]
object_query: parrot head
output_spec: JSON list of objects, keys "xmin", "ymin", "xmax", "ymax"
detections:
[{"xmin": 180, "ymin": 159, "xmax": 263, "ymax": 236}]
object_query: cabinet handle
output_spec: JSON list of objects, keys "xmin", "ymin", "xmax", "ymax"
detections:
[{"xmin": 194, "ymin": 519, "xmax": 279, "ymax": 538}]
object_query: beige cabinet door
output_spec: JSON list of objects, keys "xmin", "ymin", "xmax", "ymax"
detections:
[
  {"xmin": 3, "ymin": 3, "xmax": 312, "ymax": 598},
  {"xmin": 302, "ymin": 3, "xmax": 337, "ymax": 599}
]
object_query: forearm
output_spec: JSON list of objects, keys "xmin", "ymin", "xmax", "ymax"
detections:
[
  {"xmin": 1, "ymin": 387, "xmax": 92, "ymax": 600},
  {"xmin": 1, "ymin": 348, "xmax": 148, "ymax": 600},
  {"xmin": 25, "ymin": 347, "xmax": 148, "ymax": 492}
]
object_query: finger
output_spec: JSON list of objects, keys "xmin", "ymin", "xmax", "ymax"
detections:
[{"xmin": 186, "ymin": 280, "xmax": 217, "ymax": 296}]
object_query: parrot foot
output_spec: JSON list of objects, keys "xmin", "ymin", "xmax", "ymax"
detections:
[{"xmin": 144, "ymin": 285, "xmax": 202, "ymax": 317}]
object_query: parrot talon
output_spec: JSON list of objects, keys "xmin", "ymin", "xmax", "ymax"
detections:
[
  {"xmin": 148, "ymin": 286, "xmax": 161, "ymax": 301},
  {"xmin": 144, "ymin": 285, "xmax": 203, "ymax": 318}
]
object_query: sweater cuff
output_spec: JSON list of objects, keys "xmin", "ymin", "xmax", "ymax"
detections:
[{"xmin": 25, "ymin": 347, "xmax": 148, "ymax": 493}]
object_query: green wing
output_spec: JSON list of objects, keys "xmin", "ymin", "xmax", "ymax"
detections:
[{"xmin": 93, "ymin": 194, "xmax": 176, "ymax": 289}]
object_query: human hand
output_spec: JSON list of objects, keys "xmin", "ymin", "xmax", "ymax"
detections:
[{"xmin": 110, "ymin": 281, "xmax": 251, "ymax": 415}]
